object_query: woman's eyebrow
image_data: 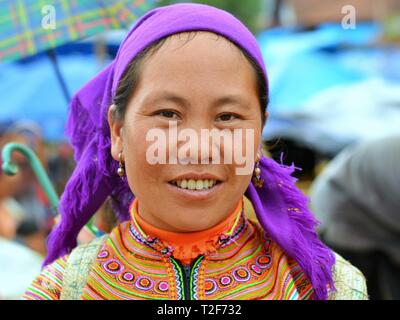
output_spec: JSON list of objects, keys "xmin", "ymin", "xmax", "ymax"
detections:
[
  {"xmin": 213, "ymin": 95, "xmax": 250, "ymax": 110},
  {"xmin": 143, "ymin": 91, "xmax": 189, "ymax": 107},
  {"xmin": 143, "ymin": 91, "xmax": 249, "ymax": 110}
]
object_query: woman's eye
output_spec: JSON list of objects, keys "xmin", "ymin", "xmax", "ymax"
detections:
[
  {"xmin": 216, "ymin": 113, "xmax": 238, "ymax": 122},
  {"xmin": 155, "ymin": 110, "xmax": 180, "ymax": 119}
]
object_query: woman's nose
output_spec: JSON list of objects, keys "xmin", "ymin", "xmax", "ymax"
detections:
[{"xmin": 176, "ymin": 125, "xmax": 227, "ymax": 165}]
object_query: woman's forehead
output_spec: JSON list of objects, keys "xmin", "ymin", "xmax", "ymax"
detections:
[
  {"xmin": 138, "ymin": 32, "xmax": 254, "ymax": 85},
  {"xmin": 132, "ymin": 37, "xmax": 258, "ymax": 106},
  {"xmin": 144, "ymin": 31, "xmax": 247, "ymax": 65}
]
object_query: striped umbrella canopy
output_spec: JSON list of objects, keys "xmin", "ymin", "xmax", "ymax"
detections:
[{"xmin": 0, "ymin": 0, "xmax": 156, "ymax": 62}]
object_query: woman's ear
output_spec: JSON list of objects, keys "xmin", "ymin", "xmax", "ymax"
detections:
[{"xmin": 108, "ymin": 104, "xmax": 124, "ymax": 161}]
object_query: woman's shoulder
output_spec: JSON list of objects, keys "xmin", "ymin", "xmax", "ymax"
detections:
[
  {"xmin": 23, "ymin": 235, "xmax": 108, "ymax": 300},
  {"xmin": 328, "ymin": 252, "xmax": 368, "ymax": 300},
  {"xmin": 248, "ymin": 219, "xmax": 368, "ymax": 300},
  {"xmin": 60, "ymin": 234, "xmax": 109, "ymax": 300},
  {"xmin": 23, "ymin": 254, "xmax": 69, "ymax": 300},
  {"xmin": 70, "ymin": 234, "xmax": 109, "ymax": 256}
]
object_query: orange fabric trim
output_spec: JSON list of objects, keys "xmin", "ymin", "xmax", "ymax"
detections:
[{"xmin": 131, "ymin": 198, "xmax": 243, "ymax": 265}]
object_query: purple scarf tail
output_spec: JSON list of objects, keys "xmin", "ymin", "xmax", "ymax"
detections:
[
  {"xmin": 44, "ymin": 65, "xmax": 133, "ymax": 264},
  {"xmin": 245, "ymin": 156, "xmax": 336, "ymax": 299}
]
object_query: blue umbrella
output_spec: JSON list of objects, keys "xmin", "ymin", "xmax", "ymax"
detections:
[
  {"xmin": 0, "ymin": 0, "xmax": 156, "ymax": 121},
  {"xmin": 0, "ymin": 52, "xmax": 111, "ymax": 140}
]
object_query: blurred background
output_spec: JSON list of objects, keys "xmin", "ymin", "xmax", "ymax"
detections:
[{"xmin": 0, "ymin": 0, "xmax": 399, "ymax": 300}]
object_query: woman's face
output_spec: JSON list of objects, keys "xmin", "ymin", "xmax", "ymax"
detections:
[{"xmin": 109, "ymin": 32, "xmax": 266, "ymax": 232}]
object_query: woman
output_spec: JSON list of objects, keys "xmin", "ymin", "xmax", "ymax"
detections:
[{"xmin": 24, "ymin": 3, "xmax": 367, "ymax": 300}]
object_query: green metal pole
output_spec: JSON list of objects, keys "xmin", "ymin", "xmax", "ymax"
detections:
[
  {"xmin": 2, "ymin": 142, "xmax": 104, "ymax": 237},
  {"xmin": 1, "ymin": 142, "xmax": 59, "ymax": 216}
]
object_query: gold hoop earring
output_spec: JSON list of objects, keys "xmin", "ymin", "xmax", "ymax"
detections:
[
  {"xmin": 117, "ymin": 152, "xmax": 125, "ymax": 177},
  {"xmin": 252, "ymin": 154, "xmax": 264, "ymax": 188}
]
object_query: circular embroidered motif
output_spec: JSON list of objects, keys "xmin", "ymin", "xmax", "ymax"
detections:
[
  {"xmin": 205, "ymin": 279, "xmax": 217, "ymax": 295},
  {"xmin": 97, "ymin": 250, "xmax": 109, "ymax": 259},
  {"xmin": 233, "ymin": 267, "xmax": 251, "ymax": 282},
  {"xmin": 157, "ymin": 281, "xmax": 169, "ymax": 292},
  {"xmin": 256, "ymin": 255, "xmax": 272, "ymax": 269},
  {"xmin": 136, "ymin": 277, "xmax": 154, "ymax": 291},
  {"xmin": 121, "ymin": 271, "xmax": 135, "ymax": 282},
  {"xmin": 250, "ymin": 264, "xmax": 262, "ymax": 275},
  {"xmin": 219, "ymin": 275, "xmax": 233, "ymax": 288},
  {"xmin": 104, "ymin": 259, "xmax": 123, "ymax": 274}
]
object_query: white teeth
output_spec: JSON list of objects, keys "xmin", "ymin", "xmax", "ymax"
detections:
[
  {"xmin": 180, "ymin": 180, "xmax": 187, "ymax": 189},
  {"xmin": 195, "ymin": 180, "xmax": 203, "ymax": 190},
  {"xmin": 188, "ymin": 179, "xmax": 196, "ymax": 190},
  {"xmin": 172, "ymin": 179, "xmax": 219, "ymax": 190}
]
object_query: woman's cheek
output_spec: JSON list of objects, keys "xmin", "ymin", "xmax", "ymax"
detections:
[
  {"xmin": 226, "ymin": 128, "xmax": 258, "ymax": 177},
  {"xmin": 122, "ymin": 124, "xmax": 152, "ymax": 193}
]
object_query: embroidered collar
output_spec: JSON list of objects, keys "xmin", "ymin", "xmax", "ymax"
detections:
[{"xmin": 124, "ymin": 197, "xmax": 251, "ymax": 263}]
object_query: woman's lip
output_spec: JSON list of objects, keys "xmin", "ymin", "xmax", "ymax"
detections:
[{"xmin": 166, "ymin": 181, "xmax": 223, "ymax": 201}]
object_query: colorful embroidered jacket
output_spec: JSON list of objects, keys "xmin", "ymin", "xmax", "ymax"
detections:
[{"xmin": 23, "ymin": 200, "xmax": 367, "ymax": 300}]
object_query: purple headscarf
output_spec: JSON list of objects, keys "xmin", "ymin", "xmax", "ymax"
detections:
[{"xmin": 45, "ymin": 3, "xmax": 335, "ymax": 299}]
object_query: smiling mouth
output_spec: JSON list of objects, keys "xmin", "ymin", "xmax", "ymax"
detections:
[{"xmin": 168, "ymin": 179, "xmax": 222, "ymax": 191}]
